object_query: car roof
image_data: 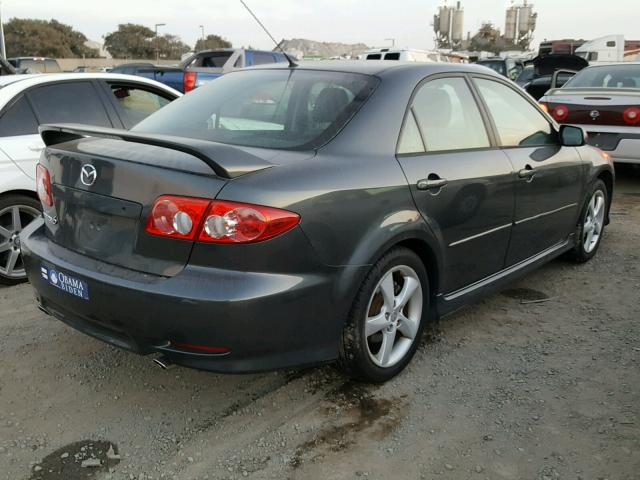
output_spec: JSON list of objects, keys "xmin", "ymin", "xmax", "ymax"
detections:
[
  {"xmin": 0, "ymin": 73, "xmax": 182, "ymax": 109},
  {"xmin": 8, "ymin": 57, "xmax": 57, "ymax": 61},
  {"xmin": 244, "ymin": 60, "xmax": 498, "ymax": 78}
]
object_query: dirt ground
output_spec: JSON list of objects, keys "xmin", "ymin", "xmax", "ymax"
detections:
[{"xmin": 1, "ymin": 166, "xmax": 638, "ymax": 480}]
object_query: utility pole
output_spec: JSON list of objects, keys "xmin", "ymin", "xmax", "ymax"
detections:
[
  {"xmin": 0, "ymin": 1, "xmax": 6, "ymax": 59},
  {"xmin": 199, "ymin": 25, "xmax": 204, "ymax": 41},
  {"xmin": 155, "ymin": 23, "xmax": 165, "ymax": 63}
]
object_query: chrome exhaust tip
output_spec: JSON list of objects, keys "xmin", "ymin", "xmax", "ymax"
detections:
[{"xmin": 153, "ymin": 356, "xmax": 174, "ymax": 370}]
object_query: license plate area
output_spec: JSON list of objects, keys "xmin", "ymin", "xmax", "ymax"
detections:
[
  {"xmin": 587, "ymin": 132, "xmax": 620, "ymax": 151},
  {"xmin": 49, "ymin": 185, "xmax": 142, "ymax": 259}
]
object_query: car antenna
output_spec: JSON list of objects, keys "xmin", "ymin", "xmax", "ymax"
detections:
[{"xmin": 239, "ymin": 0, "xmax": 298, "ymax": 68}]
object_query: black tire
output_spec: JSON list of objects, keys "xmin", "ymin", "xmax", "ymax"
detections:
[
  {"xmin": 338, "ymin": 247, "xmax": 429, "ymax": 383},
  {"xmin": 0, "ymin": 194, "xmax": 41, "ymax": 286},
  {"xmin": 568, "ymin": 179, "xmax": 608, "ymax": 263}
]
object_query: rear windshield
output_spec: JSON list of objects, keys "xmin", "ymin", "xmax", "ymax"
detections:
[
  {"xmin": 564, "ymin": 65, "xmax": 640, "ymax": 89},
  {"xmin": 477, "ymin": 61, "xmax": 506, "ymax": 76},
  {"xmin": 133, "ymin": 69, "xmax": 379, "ymax": 150}
]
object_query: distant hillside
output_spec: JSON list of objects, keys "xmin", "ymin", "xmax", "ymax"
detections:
[{"xmin": 279, "ymin": 38, "xmax": 370, "ymax": 59}]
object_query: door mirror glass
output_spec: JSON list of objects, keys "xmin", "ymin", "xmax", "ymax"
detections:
[{"xmin": 560, "ymin": 125, "xmax": 586, "ymax": 146}]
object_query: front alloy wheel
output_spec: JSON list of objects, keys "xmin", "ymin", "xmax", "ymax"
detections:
[
  {"xmin": 339, "ymin": 247, "xmax": 429, "ymax": 383},
  {"xmin": 0, "ymin": 195, "xmax": 41, "ymax": 285}
]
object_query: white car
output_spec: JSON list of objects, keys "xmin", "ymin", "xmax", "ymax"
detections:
[
  {"xmin": 540, "ymin": 63, "xmax": 640, "ymax": 164},
  {"xmin": 0, "ymin": 73, "xmax": 181, "ymax": 284}
]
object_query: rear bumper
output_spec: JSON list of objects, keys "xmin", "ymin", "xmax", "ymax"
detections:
[
  {"xmin": 579, "ymin": 125, "xmax": 640, "ymax": 164},
  {"xmin": 21, "ymin": 218, "xmax": 351, "ymax": 373}
]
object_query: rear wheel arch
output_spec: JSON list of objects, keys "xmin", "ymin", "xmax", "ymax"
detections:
[
  {"xmin": 596, "ymin": 169, "xmax": 613, "ymax": 219},
  {"xmin": 0, "ymin": 189, "xmax": 39, "ymax": 202},
  {"xmin": 395, "ymin": 238, "xmax": 440, "ymax": 306}
]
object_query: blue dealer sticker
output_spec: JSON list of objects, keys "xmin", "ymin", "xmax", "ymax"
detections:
[{"xmin": 41, "ymin": 265, "xmax": 89, "ymax": 300}]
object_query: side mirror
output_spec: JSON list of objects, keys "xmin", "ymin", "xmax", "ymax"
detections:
[{"xmin": 560, "ymin": 125, "xmax": 586, "ymax": 147}]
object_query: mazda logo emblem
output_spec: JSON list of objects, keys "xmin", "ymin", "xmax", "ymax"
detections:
[
  {"xmin": 590, "ymin": 110, "xmax": 600, "ymax": 120},
  {"xmin": 80, "ymin": 164, "xmax": 97, "ymax": 186}
]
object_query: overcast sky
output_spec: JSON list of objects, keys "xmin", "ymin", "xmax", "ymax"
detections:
[{"xmin": 2, "ymin": 0, "xmax": 638, "ymax": 51}]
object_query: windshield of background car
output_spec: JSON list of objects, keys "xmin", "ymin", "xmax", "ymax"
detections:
[
  {"xmin": 477, "ymin": 61, "xmax": 506, "ymax": 76},
  {"xmin": 564, "ymin": 65, "xmax": 640, "ymax": 89},
  {"xmin": 133, "ymin": 69, "xmax": 379, "ymax": 150}
]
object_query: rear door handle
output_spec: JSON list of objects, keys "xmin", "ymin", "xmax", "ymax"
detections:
[
  {"xmin": 417, "ymin": 178, "xmax": 448, "ymax": 190},
  {"xmin": 28, "ymin": 144, "xmax": 44, "ymax": 152},
  {"xmin": 518, "ymin": 165, "xmax": 535, "ymax": 179}
]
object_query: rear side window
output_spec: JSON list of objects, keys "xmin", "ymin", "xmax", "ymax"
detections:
[
  {"xmin": 402, "ymin": 77, "xmax": 490, "ymax": 153},
  {"xmin": 28, "ymin": 82, "xmax": 112, "ymax": 127},
  {"xmin": 384, "ymin": 53, "xmax": 401, "ymax": 60},
  {"xmin": 0, "ymin": 96, "xmax": 39, "ymax": 137},
  {"xmin": 397, "ymin": 112, "xmax": 425, "ymax": 154},
  {"xmin": 474, "ymin": 78, "xmax": 556, "ymax": 147},
  {"xmin": 366, "ymin": 54, "xmax": 382, "ymax": 60},
  {"xmin": 109, "ymin": 85, "xmax": 172, "ymax": 128},
  {"xmin": 252, "ymin": 52, "xmax": 276, "ymax": 65}
]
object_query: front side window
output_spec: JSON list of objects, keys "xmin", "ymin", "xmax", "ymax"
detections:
[
  {"xmin": 401, "ymin": 77, "xmax": 490, "ymax": 153},
  {"xmin": 474, "ymin": 78, "xmax": 556, "ymax": 147},
  {"xmin": 109, "ymin": 85, "xmax": 172, "ymax": 128},
  {"xmin": 0, "ymin": 96, "xmax": 39, "ymax": 137},
  {"xmin": 134, "ymin": 69, "xmax": 378, "ymax": 150},
  {"xmin": 366, "ymin": 54, "xmax": 382, "ymax": 60},
  {"xmin": 28, "ymin": 81, "xmax": 112, "ymax": 128}
]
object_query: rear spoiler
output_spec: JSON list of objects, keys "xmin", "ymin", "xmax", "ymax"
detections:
[{"xmin": 38, "ymin": 124, "xmax": 272, "ymax": 179}]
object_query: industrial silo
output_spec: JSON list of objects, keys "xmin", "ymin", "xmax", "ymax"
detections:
[
  {"xmin": 438, "ymin": 5, "xmax": 452, "ymax": 37},
  {"xmin": 452, "ymin": 2, "xmax": 464, "ymax": 43},
  {"xmin": 517, "ymin": 4, "xmax": 533, "ymax": 36},
  {"xmin": 505, "ymin": 6, "xmax": 517, "ymax": 42}
]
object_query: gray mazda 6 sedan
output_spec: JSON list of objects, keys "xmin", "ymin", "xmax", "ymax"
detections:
[{"xmin": 21, "ymin": 61, "xmax": 614, "ymax": 382}]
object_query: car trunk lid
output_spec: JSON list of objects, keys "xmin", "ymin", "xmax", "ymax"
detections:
[
  {"xmin": 39, "ymin": 124, "xmax": 274, "ymax": 276},
  {"xmin": 542, "ymin": 88, "xmax": 640, "ymax": 126}
]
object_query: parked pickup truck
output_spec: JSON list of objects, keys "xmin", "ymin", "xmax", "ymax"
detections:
[{"xmin": 111, "ymin": 48, "xmax": 289, "ymax": 93}]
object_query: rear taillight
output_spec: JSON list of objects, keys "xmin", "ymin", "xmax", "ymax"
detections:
[
  {"xmin": 145, "ymin": 196, "xmax": 300, "ymax": 244},
  {"xmin": 36, "ymin": 164, "xmax": 53, "ymax": 207},
  {"xmin": 183, "ymin": 71, "xmax": 197, "ymax": 93},
  {"xmin": 145, "ymin": 195, "xmax": 210, "ymax": 240},
  {"xmin": 623, "ymin": 107, "xmax": 640, "ymax": 125},
  {"xmin": 199, "ymin": 200, "xmax": 300, "ymax": 244},
  {"xmin": 551, "ymin": 104, "xmax": 569, "ymax": 122}
]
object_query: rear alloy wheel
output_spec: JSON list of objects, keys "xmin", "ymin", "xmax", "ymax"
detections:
[
  {"xmin": 339, "ymin": 247, "xmax": 429, "ymax": 383},
  {"xmin": 0, "ymin": 195, "xmax": 41, "ymax": 285},
  {"xmin": 569, "ymin": 179, "xmax": 608, "ymax": 263}
]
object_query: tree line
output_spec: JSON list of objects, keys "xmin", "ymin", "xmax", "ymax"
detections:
[{"xmin": 2, "ymin": 18, "xmax": 232, "ymax": 59}]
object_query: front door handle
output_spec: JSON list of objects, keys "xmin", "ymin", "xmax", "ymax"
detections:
[
  {"xmin": 28, "ymin": 144, "xmax": 44, "ymax": 152},
  {"xmin": 417, "ymin": 177, "xmax": 448, "ymax": 190},
  {"xmin": 518, "ymin": 165, "xmax": 535, "ymax": 179}
]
